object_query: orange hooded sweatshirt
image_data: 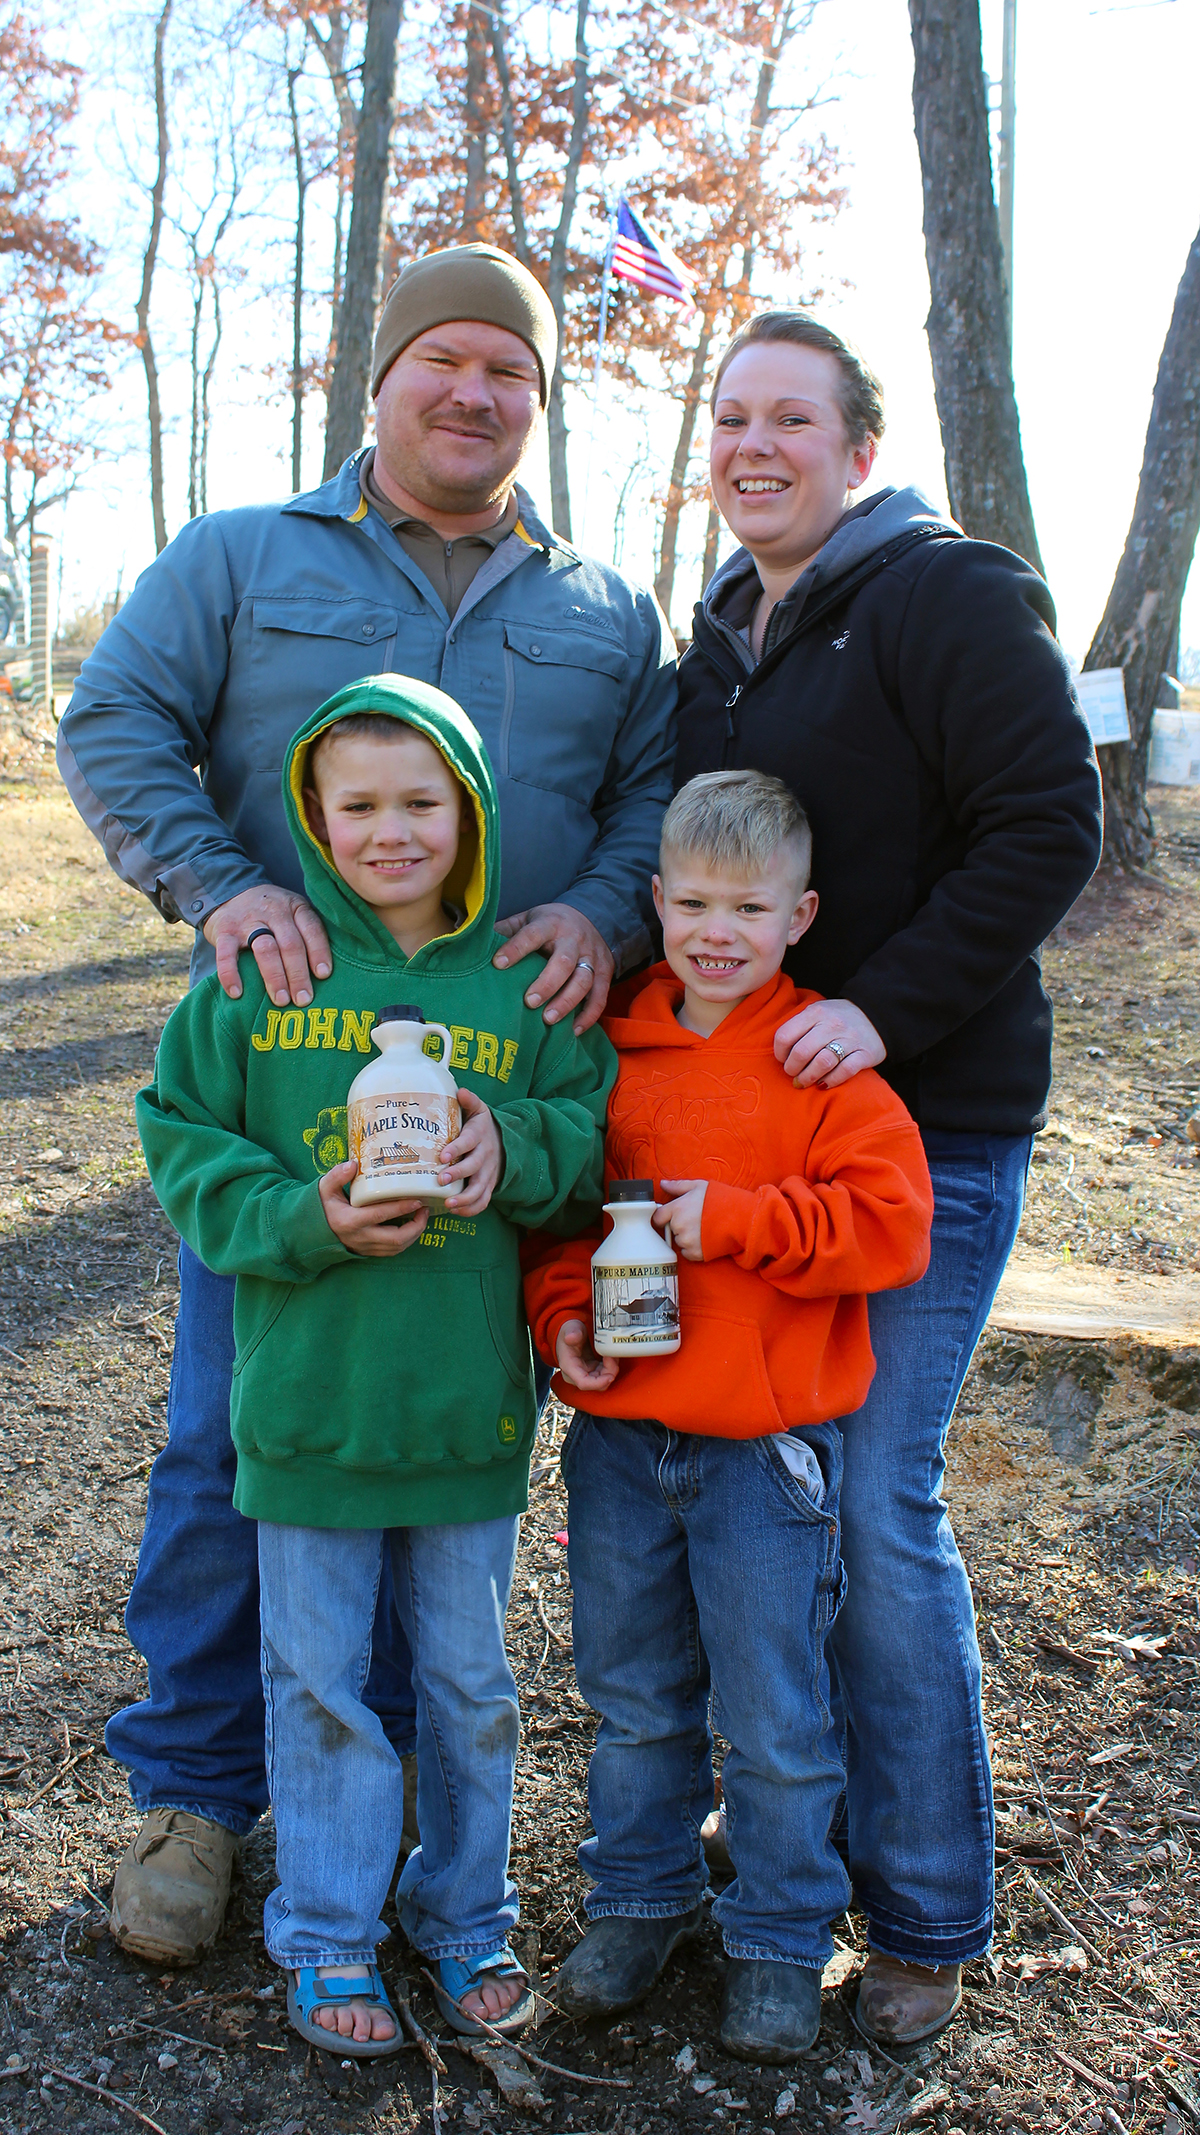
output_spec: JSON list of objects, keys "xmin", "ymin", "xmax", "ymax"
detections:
[{"xmin": 523, "ymin": 965, "xmax": 934, "ymax": 1438}]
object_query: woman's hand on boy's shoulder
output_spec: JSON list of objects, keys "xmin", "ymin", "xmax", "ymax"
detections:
[
  {"xmin": 656, "ymin": 1179, "xmax": 708, "ymax": 1261},
  {"xmin": 318, "ymin": 1162, "xmax": 429, "ymax": 1255},
  {"xmin": 774, "ymin": 999, "xmax": 885, "ymax": 1087},
  {"xmin": 555, "ymin": 1319, "xmax": 619, "ymax": 1391}
]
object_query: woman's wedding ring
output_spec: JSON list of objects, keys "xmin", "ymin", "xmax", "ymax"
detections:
[
  {"xmin": 576, "ymin": 957, "xmax": 594, "ymax": 974},
  {"xmin": 827, "ymin": 1041, "xmax": 847, "ymax": 1064}
]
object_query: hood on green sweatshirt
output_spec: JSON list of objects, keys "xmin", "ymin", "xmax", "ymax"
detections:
[{"xmin": 283, "ymin": 672, "xmax": 494, "ymax": 964}]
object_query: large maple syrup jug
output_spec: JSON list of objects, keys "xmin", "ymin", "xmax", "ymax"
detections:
[
  {"xmin": 591, "ymin": 1179, "xmax": 681, "ymax": 1357},
  {"xmin": 346, "ymin": 1004, "xmax": 463, "ymax": 1207}
]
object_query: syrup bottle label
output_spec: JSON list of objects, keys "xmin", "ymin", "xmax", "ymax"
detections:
[
  {"xmin": 593, "ymin": 1263, "xmax": 680, "ymax": 1345},
  {"xmin": 348, "ymin": 1092, "xmax": 461, "ymax": 1180}
]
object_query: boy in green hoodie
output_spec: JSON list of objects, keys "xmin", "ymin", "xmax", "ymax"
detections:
[{"xmin": 137, "ymin": 675, "xmax": 615, "ymax": 2057}]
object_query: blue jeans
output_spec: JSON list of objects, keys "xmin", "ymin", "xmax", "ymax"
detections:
[
  {"xmin": 105, "ymin": 1244, "xmax": 418, "ymax": 1835},
  {"xmin": 260, "ymin": 1515, "xmax": 521, "ymax": 1968},
  {"xmin": 564, "ymin": 1414, "xmax": 848, "ymax": 1970},
  {"xmin": 831, "ymin": 1129, "xmax": 1032, "ymax": 1966}
]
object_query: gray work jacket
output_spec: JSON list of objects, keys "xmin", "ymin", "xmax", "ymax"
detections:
[{"xmin": 57, "ymin": 459, "xmax": 677, "ymax": 983}]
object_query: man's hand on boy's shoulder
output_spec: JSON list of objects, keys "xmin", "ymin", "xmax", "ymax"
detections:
[
  {"xmin": 205, "ymin": 883, "xmax": 333, "ymax": 1007},
  {"xmin": 318, "ymin": 1162, "xmax": 429, "ymax": 1256},
  {"xmin": 774, "ymin": 998, "xmax": 885, "ymax": 1088},
  {"xmin": 493, "ymin": 903, "xmax": 614, "ymax": 1034},
  {"xmin": 655, "ymin": 1179, "xmax": 709, "ymax": 1261}
]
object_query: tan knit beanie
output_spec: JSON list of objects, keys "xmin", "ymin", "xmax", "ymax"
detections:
[{"xmin": 371, "ymin": 245, "xmax": 558, "ymax": 404}]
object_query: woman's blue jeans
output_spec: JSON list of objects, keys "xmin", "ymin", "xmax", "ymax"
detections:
[
  {"xmin": 104, "ymin": 1244, "xmax": 418, "ymax": 1836},
  {"xmin": 832, "ymin": 1129, "xmax": 1031, "ymax": 1966},
  {"xmin": 259, "ymin": 1516, "xmax": 521, "ymax": 1968},
  {"xmin": 564, "ymin": 1414, "xmax": 849, "ymax": 1971}
]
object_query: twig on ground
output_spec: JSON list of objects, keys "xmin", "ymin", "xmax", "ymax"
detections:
[
  {"xmin": 1025, "ymin": 1873, "xmax": 1106, "ymax": 1966},
  {"xmin": 58, "ymin": 1916, "xmax": 76, "ymax": 1975},
  {"xmin": 1156, "ymin": 2065, "xmax": 1200, "ymax": 2124},
  {"xmin": 396, "ymin": 1994, "xmax": 447, "ymax": 2076},
  {"xmin": 0, "ymin": 1343, "xmax": 27, "ymax": 1366},
  {"xmin": 419, "ymin": 1967, "xmax": 630, "ymax": 2087},
  {"xmin": 108, "ymin": 2019, "xmax": 228, "ymax": 2057},
  {"xmin": 1103, "ymin": 2110, "xmax": 1131, "ymax": 2135},
  {"xmin": 166, "ymin": 1986, "xmax": 260, "ymax": 2016},
  {"xmin": 41, "ymin": 2065, "xmax": 169, "ymax": 2135},
  {"xmin": 534, "ymin": 1588, "xmax": 569, "ymax": 1651},
  {"xmin": 1051, "ymin": 2047, "xmax": 1120, "ymax": 2099},
  {"xmin": 25, "ymin": 1743, "xmax": 96, "ymax": 1807}
]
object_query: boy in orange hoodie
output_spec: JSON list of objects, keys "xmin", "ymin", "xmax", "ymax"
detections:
[{"xmin": 523, "ymin": 770, "xmax": 933, "ymax": 2062}]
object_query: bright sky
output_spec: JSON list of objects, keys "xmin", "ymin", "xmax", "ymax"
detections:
[{"xmin": 42, "ymin": 0, "xmax": 1200, "ymax": 670}]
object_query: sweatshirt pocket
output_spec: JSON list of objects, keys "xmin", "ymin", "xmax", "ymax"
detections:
[
  {"xmin": 678, "ymin": 1311, "xmax": 785, "ymax": 1436},
  {"xmin": 230, "ymin": 1262, "xmax": 535, "ymax": 1474}
]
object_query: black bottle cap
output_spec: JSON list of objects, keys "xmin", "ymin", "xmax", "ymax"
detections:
[
  {"xmin": 376, "ymin": 1004, "xmax": 424, "ymax": 1024},
  {"xmin": 607, "ymin": 1178, "xmax": 655, "ymax": 1203}
]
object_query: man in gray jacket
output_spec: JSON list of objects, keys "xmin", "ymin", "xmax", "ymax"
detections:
[{"xmin": 59, "ymin": 244, "xmax": 675, "ymax": 1966}]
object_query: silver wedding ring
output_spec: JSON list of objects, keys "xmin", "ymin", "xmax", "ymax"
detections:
[
  {"xmin": 827, "ymin": 1041, "xmax": 847, "ymax": 1064},
  {"xmin": 576, "ymin": 958, "xmax": 594, "ymax": 974}
]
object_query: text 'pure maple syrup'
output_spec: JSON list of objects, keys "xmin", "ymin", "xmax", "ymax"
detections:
[
  {"xmin": 591, "ymin": 1179, "xmax": 680, "ymax": 1356},
  {"xmin": 346, "ymin": 1004, "xmax": 464, "ymax": 1207}
]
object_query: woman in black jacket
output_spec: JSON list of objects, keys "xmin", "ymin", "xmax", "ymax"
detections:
[{"xmin": 677, "ymin": 312, "xmax": 1102, "ymax": 2049}]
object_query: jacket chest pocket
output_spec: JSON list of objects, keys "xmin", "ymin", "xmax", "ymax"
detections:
[
  {"xmin": 241, "ymin": 598, "xmax": 403, "ymax": 770},
  {"xmin": 499, "ymin": 622, "xmax": 629, "ymax": 797}
]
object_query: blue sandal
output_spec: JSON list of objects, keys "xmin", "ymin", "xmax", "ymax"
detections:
[
  {"xmin": 287, "ymin": 1964, "xmax": 404, "ymax": 2059},
  {"xmin": 430, "ymin": 1945, "xmax": 534, "ymax": 2037}
]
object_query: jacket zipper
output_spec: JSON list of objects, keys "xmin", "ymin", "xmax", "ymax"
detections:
[{"xmin": 706, "ymin": 526, "xmax": 953, "ymax": 763}]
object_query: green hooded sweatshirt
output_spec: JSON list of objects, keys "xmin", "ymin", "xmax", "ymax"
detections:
[{"xmin": 137, "ymin": 675, "xmax": 616, "ymax": 1529}]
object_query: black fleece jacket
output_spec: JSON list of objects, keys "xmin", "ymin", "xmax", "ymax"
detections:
[{"xmin": 676, "ymin": 487, "xmax": 1104, "ymax": 1136}]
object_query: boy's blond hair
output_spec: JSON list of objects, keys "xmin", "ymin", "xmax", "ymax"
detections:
[{"xmin": 661, "ymin": 771, "xmax": 812, "ymax": 889}]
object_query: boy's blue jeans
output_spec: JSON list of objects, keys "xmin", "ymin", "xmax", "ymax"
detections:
[
  {"xmin": 259, "ymin": 1515, "xmax": 521, "ymax": 1969},
  {"xmin": 104, "ymin": 1245, "xmax": 418, "ymax": 1835},
  {"xmin": 563, "ymin": 1412, "xmax": 849, "ymax": 1971},
  {"xmin": 830, "ymin": 1129, "xmax": 1032, "ymax": 1966}
]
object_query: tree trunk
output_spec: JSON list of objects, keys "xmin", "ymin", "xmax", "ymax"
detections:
[
  {"xmin": 545, "ymin": 0, "xmax": 590, "ymax": 541},
  {"xmin": 655, "ymin": 316, "xmax": 713, "ymax": 624},
  {"xmin": 137, "ymin": 0, "xmax": 173, "ymax": 554},
  {"xmin": 287, "ymin": 61, "xmax": 307, "ymax": 492},
  {"xmin": 491, "ymin": 1, "xmax": 531, "ymax": 264},
  {"xmin": 908, "ymin": 0, "xmax": 1043, "ymax": 572},
  {"xmin": 462, "ymin": 1, "xmax": 489, "ymax": 239},
  {"xmin": 199, "ymin": 282, "xmax": 222, "ymax": 516},
  {"xmin": 303, "ymin": 4, "xmax": 357, "ymax": 378},
  {"xmin": 701, "ymin": 498, "xmax": 721, "ymax": 597},
  {"xmin": 1087, "ymin": 222, "xmax": 1200, "ymax": 869},
  {"xmin": 322, "ymin": 0, "xmax": 403, "ymax": 479}
]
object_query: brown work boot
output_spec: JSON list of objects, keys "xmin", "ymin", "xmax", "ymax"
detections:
[
  {"xmin": 854, "ymin": 1952, "xmax": 963, "ymax": 2047},
  {"xmin": 110, "ymin": 1808, "xmax": 239, "ymax": 1966}
]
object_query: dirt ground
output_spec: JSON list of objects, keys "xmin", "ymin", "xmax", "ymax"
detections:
[{"xmin": 0, "ymin": 705, "xmax": 1197, "ymax": 2135}]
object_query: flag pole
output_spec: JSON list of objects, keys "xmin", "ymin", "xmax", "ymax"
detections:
[{"xmin": 581, "ymin": 200, "xmax": 618, "ymax": 542}]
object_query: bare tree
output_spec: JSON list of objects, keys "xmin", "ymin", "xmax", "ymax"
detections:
[
  {"xmin": 322, "ymin": 0, "xmax": 403, "ymax": 477},
  {"xmin": 462, "ymin": 1, "xmax": 489, "ymax": 240},
  {"xmin": 298, "ymin": 2, "xmax": 359, "ymax": 358},
  {"xmin": 545, "ymin": 0, "xmax": 590, "ymax": 539},
  {"xmin": 136, "ymin": 0, "xmax": 174, "ymax": 553},
  {"xmin": 908, "ymin": 0, "xmax": 1043, "ymax": 571},
  {"xmin": 489, "ymin": 0, "xmax": 530, "ymax": 264},
  {"xmin": 287, "ymin": 56, "xmax": 311, "ymax": 490},
  {"xmin": 1087, "ymin": 224, "xmax": 1200, "ymax": 869}
]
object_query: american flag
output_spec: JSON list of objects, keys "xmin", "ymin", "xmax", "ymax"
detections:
[{"xmin": 611, "ymin": 198, "xmax": 695, "ymax": 309}]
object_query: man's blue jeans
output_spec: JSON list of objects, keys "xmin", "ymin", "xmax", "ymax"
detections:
[
  {"xmin": 564, "ymin": 1413, "xmax": 849, "ymax": 1971},
  {"xmin": 105, "ymin": 1245, "xmax": 418, "ymax": 1835},
  {"xmin": 832, "ymin": 1130, "xmax": 1031, "ymax": 1966},
  {"xmin": 259, "ymin": 1515, "xmax": 521, "ymax": 1968}
]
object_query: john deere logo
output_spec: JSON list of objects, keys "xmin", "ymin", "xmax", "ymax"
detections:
[
  {"xmin": 302, "ymin": 1105, "xmax": 348, "ymax": 1172},
  {"xmin": 497, "ymin": 1415, "xmax": 518, "ymax": 1444}
]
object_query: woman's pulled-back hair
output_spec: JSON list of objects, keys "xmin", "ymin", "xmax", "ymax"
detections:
[
  {"xmin": 661, "ymin": 770, "xmax": 812, "ymax": 890},
  {"xmin": 711, "ymin": 312, "xmax": 885, "ymax": 450}
]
